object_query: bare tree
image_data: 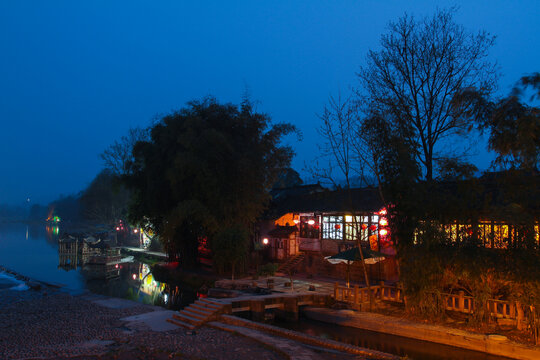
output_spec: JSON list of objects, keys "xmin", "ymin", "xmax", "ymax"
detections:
[
  {"xmin": 313, "ymin": 94, "xmax": 386, "ymax": 309},
  {"xmin": 358, "ymin": 8, "xmax": 498, "ymax": 180},
  {"xmin": 100, "ymin": 127, "xmax": 149, "ymax": 176}
]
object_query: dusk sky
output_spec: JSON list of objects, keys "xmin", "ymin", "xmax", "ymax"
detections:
[{"xmin": 1, "ymin": 1, "xmax": 538, "ymax": 206}]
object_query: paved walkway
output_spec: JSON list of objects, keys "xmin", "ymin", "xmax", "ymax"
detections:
[
  {"xmin": 208, "ymin": 321, "xmax": 325, "ymax": 360},
  {"xmin": 216, "ymin": 271, "xmax": 391, "ymax": 296}
]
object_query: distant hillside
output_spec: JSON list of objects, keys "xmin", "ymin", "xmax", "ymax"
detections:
[{"xmin": 0, "ymin": 204, "xmax": 28, "ymax": 222}]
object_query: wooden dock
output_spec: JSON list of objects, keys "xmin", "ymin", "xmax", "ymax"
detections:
[{"xmin": 169, "ymin": 292, "xmax": 331, "ymax": 329}]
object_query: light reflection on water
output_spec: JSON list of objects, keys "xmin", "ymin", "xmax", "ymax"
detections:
[{"xmin": 0, "ymin": 223, "xmax": 195, "ymax": 309}]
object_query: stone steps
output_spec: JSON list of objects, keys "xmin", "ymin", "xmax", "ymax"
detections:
[
  {"xmin": 277, "ymin": 254, "xmax": 305, "ymax": 274},
  {"xmin": 169, "ymin": 297, "xmax": 226, "ymax": 329},
  {"xmin": 166, "ymin": 317, "xmax": 195, "ymax": 330}
]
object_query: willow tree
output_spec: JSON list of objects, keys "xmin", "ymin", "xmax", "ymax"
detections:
[
  {"xmin": 124, "ymin": 97, "xmax": 296, "ymax": 268},
  {"xmin": 358, "ymin": 8, "xmax": 498, "ymax": 181}
]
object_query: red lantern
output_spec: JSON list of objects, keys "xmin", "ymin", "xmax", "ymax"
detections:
[
  {"xmin": 361, "ymin": 223, "xmax": 368, "ymax": 230},
  {"xmin": 369, "ymin": 225, "xmax": 377, "ymax": 232},
  {"xmin": 335, "ymin": 224, "xmax": 341, "ymax": 230}
]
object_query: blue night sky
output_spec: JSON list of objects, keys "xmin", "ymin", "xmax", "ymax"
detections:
[{"xmin": 0, "ymin": 1, "xmax": 538, "ymax": 206}]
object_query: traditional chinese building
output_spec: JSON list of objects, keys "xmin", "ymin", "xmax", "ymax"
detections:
[{"xmin": 259, "ymin": 185, "xmax": 398, "ymax": 281}]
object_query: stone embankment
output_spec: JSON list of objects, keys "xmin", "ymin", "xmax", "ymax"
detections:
[{"xmin": 304, "ymin": 307, "xmax": 540, "ymax": 360}]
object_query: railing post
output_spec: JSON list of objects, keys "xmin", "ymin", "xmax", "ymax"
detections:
[
  {"xmin": 458, "ymin": 291, "xmax": 465, "ymax": 312},
  {"xmin": 379, "ymin": 281, "xmax": 385, "ymax": 300},
  {"xmin": 354, "ymin": 285, "xmax": 359, "ymax": 307},
  {"xmin": 334, "ymin": 282, "xmax": 338, "ymax": 300},
  {"xmin": 516, "ymin": 302, "xmax": 524, "ymax": 330},
  {"xmin": 510, "ymin": 301, "xmax": 516, "ymax": 318}
]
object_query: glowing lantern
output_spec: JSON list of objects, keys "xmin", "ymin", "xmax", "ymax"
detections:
[
  {"xmin": 334, "ymin": 224, "xmax": 341, "ymax": 230},
  {"xmin": 379, "ymin": 208, "xmax": 387, "ymax": 216},
  {"xmin": 262, "ymin": 238, "xmax": 269, "ymax": 245},
  {"xmin": 380, "ymin": 229, "xmax": 388, "ymax": 236},
  {"xmin": 369, "ymin": 225, "xmax": 377, "ymax": 232},
  {"xmin": 133, "ymin": 228, "xmax": 138, "ymax": 233},
  {"xmin": 379, "ymin": 218, "xmax": 388, "ymax": 226},
  {"xmin": 132, "ymin": 274, "xmax": 137, "ymax": 280},
  {"xmin": 115, "ymin": 264, "xmax": 119, "ymax": 269},
  {"xmin": 361, "ymin": 223, "xmax": 368, "ymax": 230},
  {"xmin": 293, "ymin": 219, "xmax": 299, "ymax": 224},
  {"xmin": 116, "ymin": 227, "xmax": 120, "ymax": 231},
  {"xmin": 307, "ymin": 219, "xmax": 315, "ymax": 225}
]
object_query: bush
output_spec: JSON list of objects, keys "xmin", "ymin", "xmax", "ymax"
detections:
[{"xmin": 257, "ymin": 263, "xmax": 278, "ymax": 277}]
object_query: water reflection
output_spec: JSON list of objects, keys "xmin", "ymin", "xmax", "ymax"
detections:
[
  {"xmin": 55, "ymin": 232, "xmax": 195, "ymax": 309},
  {"xmin": 1, "ymin": 224, "xmax": 197, "ymax": 310}
]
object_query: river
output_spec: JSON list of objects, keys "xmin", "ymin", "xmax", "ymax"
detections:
[{"xmin": 0, "ymin": 223, "xmax": 195, "ymax": 308}]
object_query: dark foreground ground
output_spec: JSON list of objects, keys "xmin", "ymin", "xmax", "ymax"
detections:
[{"xmin": 0, "ymin": 286, "xmax": 363, "ymax": 360}]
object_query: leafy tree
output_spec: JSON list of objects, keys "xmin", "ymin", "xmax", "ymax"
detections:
[
  {"xmin": 124, "ymin": 97, "xmax": 296, "ymax": 268},
  {"xmin": 212, "ymin": 225, "xmax": 249, "ymax": 280},
  {"xmin": 272, "ymin": 167, "xmax": 303, "ymax": 188},
  {"xmin": 484, "ymin": 73, "xmax": 539, "ymax": 170},
  {"xmin": 357, "ymin": 8, "xmax": 497, "ymax": 180}
]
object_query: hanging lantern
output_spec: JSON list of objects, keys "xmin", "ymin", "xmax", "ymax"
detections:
[
  {"xmin": 379, "ymin": 208, "xmax": 387, "ymax": 216},
  {"xmin": 361, "ymin": 223, "xmax": 368, "ymax": 230},
  {"xmin": 334, "ymin": 224, "xmax": 341, "ymax": 230},
  {"xmin": 314, "ymin": 224, "xmax": 320, "ymax": 229},
  {"xmin": 379, "ymin": 229, "xmax": 388, "ymax": 236},
  {"xmin": 379, "ymin": 218, "xmax": 388, "ymax": 226},
  {"xmin": 307, "ymin": 219, "xmax": 315, "ymax": 225},
  {"xmin": 369, "ymin": 224, "xmax": 377, "ymax": 232}
]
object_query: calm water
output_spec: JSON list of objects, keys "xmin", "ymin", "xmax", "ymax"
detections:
[
  {"xmin": 0, "ymin": 223, "xmax": 195, "ymax": 308},
  {"xmin": 272, "ymin": 316, "xmax": 513, "ymax": 360}
]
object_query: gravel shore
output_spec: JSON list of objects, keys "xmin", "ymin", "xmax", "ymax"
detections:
[
  {"xmin": 0, "ymin": 286, "xmax": 286, "ymax": 360},
  {"xmin": 1, "ymin": 285, "xmax": 365, "ymax": 360}
]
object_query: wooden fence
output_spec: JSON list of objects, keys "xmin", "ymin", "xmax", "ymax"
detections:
[{"xmin": 334, "ymin": 283, "xmax": 529, "ymax": 330}]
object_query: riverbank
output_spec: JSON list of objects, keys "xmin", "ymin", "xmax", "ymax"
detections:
[
  {"xmin": 0, "ymin": 283, "xmax": 288, "ymax": 359},
  {"xmin": 0, "ymin": 267, "xmax": 373, "ymax": 360},
  {"xmin": 303, "ymin": 307, "xmax": 540, "ymax": 360}
]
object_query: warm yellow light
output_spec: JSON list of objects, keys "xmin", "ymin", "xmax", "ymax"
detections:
[
  {"xmin": 345, "ymin": 215, "xmax": 353, "ymax": 223},
  {"xmin": 379, "ymin": 229, "xmax": 388, "ymax": 236},
  {"xmin": 379, "ymin": 218, "xmax": 388, "ymax": 226},
  {"xmin": 307, "ymin": 220, "xmax": 315, "ymax": 225},
  {"xmin": 262, "ymin": 238, "xmax": 269, "ymax": 245}
]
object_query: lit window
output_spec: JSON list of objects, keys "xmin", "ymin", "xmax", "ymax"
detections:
[{"xmin": 322, "ymin": 216, "xmax": 343, "ymax": 240}]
